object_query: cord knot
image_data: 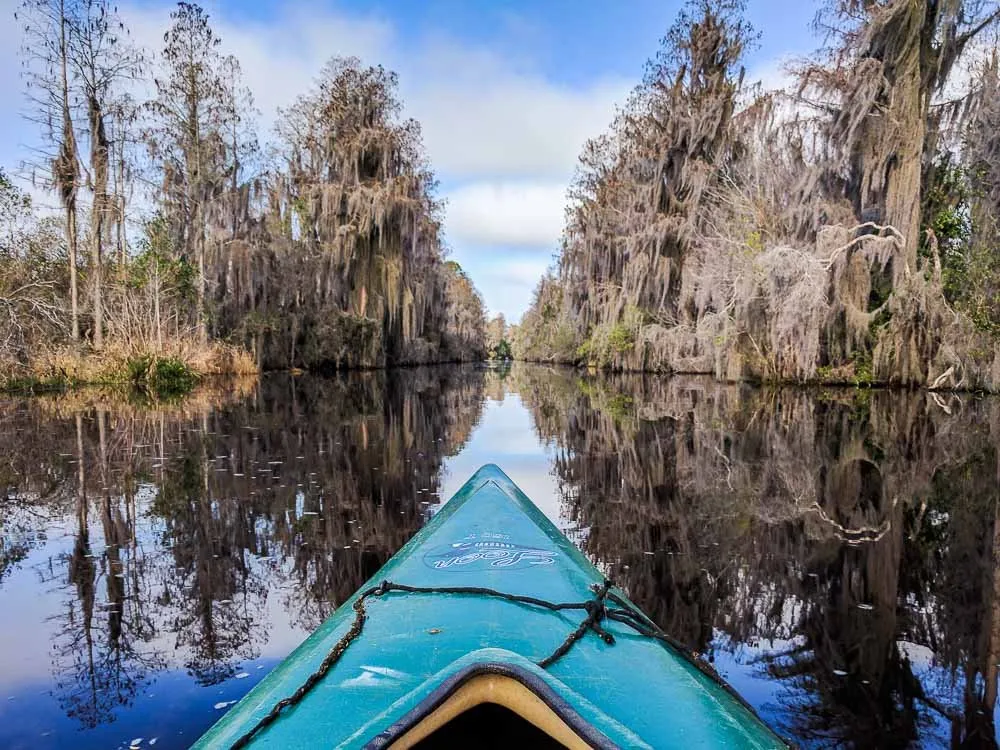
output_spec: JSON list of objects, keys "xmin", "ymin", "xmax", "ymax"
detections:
[{"xmin": 584, "ymin": 585, "xmax": 616, "ymax": 645}]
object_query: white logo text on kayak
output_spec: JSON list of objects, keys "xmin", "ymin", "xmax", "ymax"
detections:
[{"xmin": 425, "ymin": 538, "xmax": 556, "ymax": 570}]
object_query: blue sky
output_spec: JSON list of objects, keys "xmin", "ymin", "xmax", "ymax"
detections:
[{"xmin": 0, "ymin": 0, "xmax": 821, "ymax": 320}]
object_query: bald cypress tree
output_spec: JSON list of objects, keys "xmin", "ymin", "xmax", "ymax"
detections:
[
  {"xmin": 147, "ymin": 2, "xmax": 232, "ymax": 345},
  {"xmin": 521, "ymin": 0, "xmax": 754, "ymax": 367},
  {"xmin": 20, "ymin": 0, "xmax": 82, "ymax": 341},
  {"xmin": 802, "ymin": 0, "xmax": 1000, "ymax": 269}
]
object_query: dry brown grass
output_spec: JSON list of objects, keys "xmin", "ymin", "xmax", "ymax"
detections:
[
  {"xmin": 9, "ymin": 337, "xmax": 258, "ymax": 386},
  {"xmin": 171, "ymin": 340, "xmax": 258, "ymax": 377},
  {"xmin": 26, "ymin": 342, "xmax": 128, "ymax": 382}
]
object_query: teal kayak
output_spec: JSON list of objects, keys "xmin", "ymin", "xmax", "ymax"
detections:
[{"xmin": 194, "ymin": 464, "xmax": 786, "ymax": 749}]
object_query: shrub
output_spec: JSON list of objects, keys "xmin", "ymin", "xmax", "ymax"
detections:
[{"xmin": 126, "ymin": 354, "xmax": 198, "ymax": 397}]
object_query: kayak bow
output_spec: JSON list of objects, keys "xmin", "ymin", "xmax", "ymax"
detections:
[{"xmin": 194, "ymin": 464, "xmax": 786, "ymax": 749}]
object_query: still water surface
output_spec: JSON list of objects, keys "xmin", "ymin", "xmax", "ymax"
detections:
[{"xmin": 1, "ymin": 364, "xmax": 998, "ymax": 749}]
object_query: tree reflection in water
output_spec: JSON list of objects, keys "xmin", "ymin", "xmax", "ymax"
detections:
[
  {"xmin": 515, "ymin": 366, "xmax": 1000, "ymax": 749},
  {"xmin": 1, "ymin": 364, "xmax": 998, "ymax": 748},
  {"xmin": 0, "ymin": 367, "xmax": 487, "ymax": 743}
]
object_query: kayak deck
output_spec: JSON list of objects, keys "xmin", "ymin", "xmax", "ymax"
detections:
[{"xmin": 194, "ymin": 464, "xmax": 786, "ymax": 749}]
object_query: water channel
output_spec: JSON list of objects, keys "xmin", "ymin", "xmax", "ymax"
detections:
[{"xmin": 0, "ymin": 363, "xmax": 997, "ymax": 749}]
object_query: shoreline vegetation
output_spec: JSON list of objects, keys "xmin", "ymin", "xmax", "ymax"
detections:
[
  {"xmin": 513, "ymin": 0, "xmax": 1000, "ymax": 393},
  {"xmin": 0, "ymin": 340, "xmax": 256, "ymax": 398},
  {"xmin": 2, "ymin": 0, "xmax": 487, "ymax": 401}
]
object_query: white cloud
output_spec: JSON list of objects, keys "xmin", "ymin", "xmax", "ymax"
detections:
[
  {"xmin": 413, "ymin": 79, "xmax": 622, "ymax": 179},
  {"xmin": 403, "ymin": 39, "xmax": 628, "ymax": 179},
  {"xmin": 444, "ymin": 181, "xmax": 566, "ymax": 248},
  {"xmin": 494, "ymin": 258, "xmax": 553, "ymax": 287},
  {"xmin": 120, "ymin": 1, "xmax": 394, "ymax": 129}
]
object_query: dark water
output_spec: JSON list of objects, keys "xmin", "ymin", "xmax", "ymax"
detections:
[{"xmin": 0, "ymin": 364, "xmax": 998, "ymax": 749}]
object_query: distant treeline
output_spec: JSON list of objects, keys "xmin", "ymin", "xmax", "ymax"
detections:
[
  {"xmin": 515, "ymin": 0, "xmax": 1000, "ymax": 391},
  {"xmin": 1, "ymin": 0, "xmax": 486, "ymax": 391}
]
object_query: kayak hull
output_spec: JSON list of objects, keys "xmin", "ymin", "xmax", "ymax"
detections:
[{"xmin": 193, "ymin": 464, "xmax": 786, "ymax": 749}]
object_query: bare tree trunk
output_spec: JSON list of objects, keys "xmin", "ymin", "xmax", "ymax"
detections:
[
  {"xmin": 88, "ymin": 93, "xmax": 109, "ymax": 350},
  {"xmin": 153, "ymin": 259, "xmax": 162, "ymax": 350},
  {"xmin": 190, "ymin": 87, "xmax": 207, "ymax": 345},
  {"xmin": 197, "ymin": 214, "xmax": 207, "ymax": 344},
  {"xmin": 66, "ymin": 197, "xmax": 80, "ymax": 341},
  {"xmin": 117, "ymin": 151, "xmax": 126, "ymax": 270},
  {"xmin": 57, "ymin": 0, "xmax": 80, "ymax": 342}
]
